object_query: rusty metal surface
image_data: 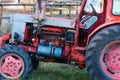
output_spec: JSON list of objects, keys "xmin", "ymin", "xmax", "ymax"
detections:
[
  {"xmin": 41, "ymin": 17, "xmax": 75, "ymax": 29},
  {"xmin": 10, "ymin": 14, "xmax": 75, "ymax": 42}
]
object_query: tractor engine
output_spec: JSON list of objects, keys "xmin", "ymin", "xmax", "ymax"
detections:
[
  {"xmin": 37, "ymin": 26, "xmax": 74, "ymax": 58},
  {"xmin": 37, "ymin": 26, "xmax": 65, "ymax": 58},
  {"xmin": 22, "ymin": 23, "xmax": 75, "ymax": 59},
  {"xmin": 10, "ymin": 14, "xmax": 84, "ymax": 68}
]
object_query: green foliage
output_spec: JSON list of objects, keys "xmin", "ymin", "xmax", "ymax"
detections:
[{"xmin": 29, "ymin": 63, "xmax": 90, "ymax": 80}]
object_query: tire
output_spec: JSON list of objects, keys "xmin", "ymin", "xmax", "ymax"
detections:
[
  {"xmin": 31, "ymin": 55, "xmax": 39, "ymax": 70},
  {"xmin": 0, "ymin": 45, "xmax": 32, "ymax": 80},
  {"xmin": 86, "ymin": 25, "xmax": 120, "ymax": 80}
]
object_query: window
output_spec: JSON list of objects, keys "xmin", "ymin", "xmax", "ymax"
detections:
[
  {"xmin": 82, "ymin": 16, "xmax": 98, "ymax": 29},
  {"xmin": 113, "ymin": 0, "xmax": 120, "ymax": 15},
  {"xmin": 84, "ymin": 0, "xmax": 103, "ymax": 13}
]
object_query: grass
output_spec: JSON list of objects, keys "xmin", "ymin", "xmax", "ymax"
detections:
[{"xmin": 29, "ymin": 62, "xmax": 90, "ymax": 80}]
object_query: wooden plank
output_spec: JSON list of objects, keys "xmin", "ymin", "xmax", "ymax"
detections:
[
  {"xmin": 50, "ymin": 5, "xmax": 52, "ymax": 15},
  {"xmin": 23, "ymin": 4, "xmax": 27, "ymax": 13},
  {"xmin": 47, "ymin": 0, "xmax": 81, "ymax": 3},
  {"xmin": 68, "ymin": 5, "xmax": 71, "ymax": 19},
  {"xmin": 51, "ymin": 7, "xmax": 68, "ymax": 11},
  {"xmin": 0, "ymin": 3, "xmax": 35, "ymax": 6},
  {"xmin": 0, "ymin": 3, "xmax": 81, "ymax": 7},
  {"xmin": 0, "ymin": 2, "xmax": 81, "ymax": 20},
  {"xmin": 0, "ymin": 5, "xmax": 3, "ymax": 25},
  {"xmin": 59, "ymin": 1, "xmax": 63, "ymax": 15},
  {"xmin": 1, "ymin": 15, "xmax": 10, "ymax": 19}
]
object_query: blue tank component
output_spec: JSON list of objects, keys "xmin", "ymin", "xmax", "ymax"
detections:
[
  {"xmin": 37, "ymin": 45, "xmax": 62, "ymax": 58},
  {"xmin": 37, "ymin": 45, "xmax": 52, "ymax": 56},
  {"xmin": 53, "ymin": 47, "xmax": 62, "ymax": 58}
]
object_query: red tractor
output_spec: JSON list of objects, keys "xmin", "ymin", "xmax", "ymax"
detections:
[{"xmin": 0, "ymin": 0, "xmax": 120, "ymax": 80}]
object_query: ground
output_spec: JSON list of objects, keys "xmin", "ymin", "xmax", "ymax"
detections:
[{"xmin": 29, "ymin": 63, "xmax": 90, "ymax": 80}]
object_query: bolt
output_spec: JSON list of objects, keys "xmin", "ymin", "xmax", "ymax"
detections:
[
  {"xmin": 111, "ymin": 61, "xmax": 113, "ymax": 63},
  {"xmin": 10, "ymin": 65, "xmax": 13, "ymax": 67},
  {"xmin": 112, "ymin": 60, "xmax": 116, "ymax": 63},
  {"xmin": 116, "ymin": 53, "xmax": 120, "ymax": 56},
  {"xmin": 113, "ymin": 56, "xmax": 116, "ymax": 59},
  {"xmin": 116, "ymin": 64, "xmax": 119, "ymax": 67},
  {"xmin": 18, "ymin": 63, "xmax": 20, "ymax": 65},
  {"xmin": 118, "ymin": 58, "xmax": 120, "ymax": 61},
  {"xmin": 15, "ymin": 66, "xmax": 17, "ymax": 68}
]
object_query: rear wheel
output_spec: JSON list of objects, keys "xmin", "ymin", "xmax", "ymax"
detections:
[
  {"xmin": 86, "ymin": 25, "xmax": 120, "ymax": 80},
  {"xmin": 0, "ymin": 45, "xmax": 32, "ymax": 80}
]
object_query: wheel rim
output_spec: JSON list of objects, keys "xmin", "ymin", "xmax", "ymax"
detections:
[
  {"xmin": 100, "ymin": 41, "xmax": 120, "ymax": 79},
  {"xmin": 0, "ymin": 53, "xmax": 24, "ymax": 79}
]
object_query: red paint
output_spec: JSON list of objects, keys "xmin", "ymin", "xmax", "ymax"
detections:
[
  {"xmin": 105, "ymin": 0, "xmax": 120, "ymax": 22},
  {"xmin": 74, "ymin": 0, "xmax": 87, "ymax": 47},
  {"xmin": 62, "ymin": 46, "xmax": 71, "ymax": 59},
  {"xmin": 24, "ymin": 24, "xmax": 29, "ymax": 42},
  {"xmin": 2, "ymin": 34, "xmax": 11, "ymax": 41},
  {"xmin": 88, "ymin": 0, "xmax": 120, "ymax": 43},
  {"xmin": 43, "ymin": 27, "xmax": 63, "ymax": 33},
  {"xmin": 0, "ymin": 54, "xmax": 24, "ymax": 79},
  {"xmin": 0, "ymin": 34, "xmax": 11, "ymax": 49},
  {"xmin": 19, "ymin": 44, "xmax": 37, "ymax": 53},
  {"xmin": 100, "ymin": 41, "xmax": 120, "ymax": 79},
  {"xmin": 54, "ymin": 40, "xmax": 60, "ymax": 46},
  {"xmin": 107, "ymin": 47, "xmax": 120, "ymax": 73},
  {"xmin": 70, "ymin": 47, "xmax": 85, "ymax": 69},
  {"xmin": 32, "ymin": 37, "xmax": 39, "ymax": 47}
]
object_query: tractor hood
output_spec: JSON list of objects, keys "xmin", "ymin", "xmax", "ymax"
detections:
[
  {"xmin": 10, "ymin": 14, "xmax": 75, "ymax": 42},
  {"xmin": 41, "ymin": 17, "xmax": 75, "ymax": 29},
  {"xmin": 11, "ymin": 14, "xmax": 76, "ymax": 29}
]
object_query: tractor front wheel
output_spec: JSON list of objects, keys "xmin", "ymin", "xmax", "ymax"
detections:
[
  {"xmin": 0, "ymin": 45, "xmax": 32, "ymax": 80},
  {"xmin": 86, "ymin": 25, "xmax": 120, "ymax": 80}
]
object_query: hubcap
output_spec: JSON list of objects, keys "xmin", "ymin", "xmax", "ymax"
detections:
[
  {"xmin": 100, "ymin": 41, "xmax": 120, "ymax": 79},
  {"xmin": 107, "ymin": 48, "xmax": 120, "ymax": 73},
  {"xmin": 0, "ymin": 54, "xmax": 24, "ymax": 79}
]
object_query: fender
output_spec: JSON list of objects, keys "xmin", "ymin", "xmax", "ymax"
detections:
[
  {"xmin": 87, "ymin": 21, "xmax": 120, "ymax": 45},
  {"xmin": 0, "ymin": 34, "xmax": 11, "ymax": 49}
]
